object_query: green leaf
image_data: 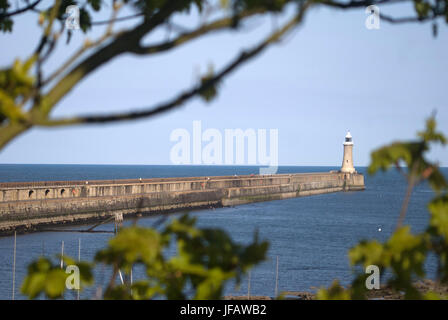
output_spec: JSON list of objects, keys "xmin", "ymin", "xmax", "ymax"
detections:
[
  {"xmin": 0, "ymin": 17, "xmax": 13, "ymax": 32},
  {"xmin": 95, "ymin": 226, "xmax": 163, "ymax": 273},
  {"xmin": 317, "ymin": 280, "xmax": 351, "ymax": 300},
  {"xmin": 417, "ymin": 117, "xmax": 447, "ymax": 145},
  {"xmin": 428, "ymin": 194, "xmax": 448, "ymax": 240},
  {"xmin": 198, "ymin": 64, "xmax": 219, "ymax": 102},
  {"xmin": 414, "ymin": 0, "xmax": 431, "ymax": 19},
  {"xmin": 21, "ymin": 257, "xmax": 65, "ymax": 299},
  {"xmin": 79, "ymin": 8, "xmax": 92, "ymax": 33},
  {"xmin": 21, "ymin": 272, "xmax": 46, "ymax": 299},
  {"xmin": 88, "ymin": 0, "xmax": 101, "ymax": 11},
  {"xmin": 44, "ymin": 269, "xmax": 68, "ymax": 298}
]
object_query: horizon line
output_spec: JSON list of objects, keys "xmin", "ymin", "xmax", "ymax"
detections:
[{"xmin": 1, "ymin": 163, "xmax": 447, "ymax": 168}]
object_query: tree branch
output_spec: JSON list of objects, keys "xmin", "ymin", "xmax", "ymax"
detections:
[
  {"xmin": 0, "ymin": 121, "xmax": 31, "ymax": 150},
  {"xmin": 130, "ymin": 9, "xmax": 264, "ymax": 55},
  {"xmin": 91, "ymin": 13, "xmax": 144, "ymax": 26},
  {"xmin": 42, "ymin": 5, "xmax": 124, "ymax": 87},
  {"xmin": 32, "ymin": 2, "xmax": 185, "ymax": 118},
  {"xmin": 320, "ymin": 0, "xmax": 407, "ymax": 9},
  {"xmin": 396, "ymin": 161, "xmax": 419, "ymax": 230},
  {"xmin": 380, "ymin": 13, "xmax": 438, "ymax": 24},
  {"xmin": 323, "ymin": 0, "xmax": 444, "ymax": 24},
  {"xmin": 0, "ymin": 0, "xmax": 41, "ymax": 19},
  {"xmin": 31, "ymin": 2, "xmax": 311, "ymax": 128}
]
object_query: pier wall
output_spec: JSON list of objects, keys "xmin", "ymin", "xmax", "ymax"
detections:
[{"xmin": 0, "ymin": 172, "xmax": 364, "ymax": 234}]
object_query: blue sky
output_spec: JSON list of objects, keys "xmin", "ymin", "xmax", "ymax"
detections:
[{"xmin": 0, "ymin": 2, "xmax": 447, "ymax": 166}]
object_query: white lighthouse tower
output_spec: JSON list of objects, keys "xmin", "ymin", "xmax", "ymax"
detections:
[{"xmin": 340, "ymin": 131, "xmax": 356, "ymax": 174}]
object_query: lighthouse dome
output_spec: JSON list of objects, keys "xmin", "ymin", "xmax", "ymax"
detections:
[{"xmin": 344, "ymin": 131, "xmax": 353, "ymax": 145}]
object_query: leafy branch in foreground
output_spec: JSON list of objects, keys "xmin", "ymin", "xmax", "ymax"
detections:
[
  {"xmin": 21, "ymin": 215, "xmax": 268, "ymax": 300},
  {"xmin": 318, "ymin": 116, "xmax": 448, "ymax": 300}
]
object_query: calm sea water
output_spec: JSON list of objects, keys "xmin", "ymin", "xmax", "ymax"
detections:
[{"xmin": 0, "ymin": 164, "xmax": 444, "ymax": 300}]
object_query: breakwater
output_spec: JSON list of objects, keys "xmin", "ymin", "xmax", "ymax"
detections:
[{"xmin": 0, "ymin": 172, "xmax": 364, "ymax": 235}]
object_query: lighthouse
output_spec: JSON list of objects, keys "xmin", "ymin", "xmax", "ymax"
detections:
[{"xmin": 340, "ymin": 131, "xmax": 356, "ymax": 174}]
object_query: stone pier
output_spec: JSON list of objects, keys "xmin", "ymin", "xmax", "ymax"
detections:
[{"xmin": 0, "ymin": 172, "xmax": 365, "ymax": 235}]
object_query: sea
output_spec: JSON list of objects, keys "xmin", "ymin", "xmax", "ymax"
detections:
[{"xmin": 0, "ymin": 164, "xmax": 444, "ymax": 300}]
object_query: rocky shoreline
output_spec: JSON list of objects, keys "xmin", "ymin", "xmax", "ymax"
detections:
[{"xmin": 224, "ymin": 279, "xmax": 448, "ymax": 300}]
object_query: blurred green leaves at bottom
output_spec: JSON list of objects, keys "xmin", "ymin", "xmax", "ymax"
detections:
[
  {"xmin": 21, "ymin": 215, "xmax": 268, "ymax": 300},
  {"xmin": 21, "ymin": 256, "xmax": 93, "ymax": 299}
]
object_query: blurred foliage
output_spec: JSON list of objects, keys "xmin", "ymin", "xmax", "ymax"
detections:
[
  {"xmin": 0, "ymin": 56, "xmax": 35, "ymax": 124},
  {"xmin": 199, "ymin": 64, "xmax": 219, "ymax": 102},
  {"xmin": 21, "ymin": 215, "xmax": 268, "ymax": 300},
  {"xmin": 0, "ymin": 0, "xmax": 12, "ymax": 32},
  {"xmin": 1, "ymin": 0, "xmax": 447, "ymax": 34},
  {"xmin": 21, "ymin": 256, "xmax": 93, "ymax": 299},
  {"xmin": 318, "ymin": 117, "xmax": 448, "ymax": 299},
  {"xmin": 369, "ymin": 117, "xmax": 447, "ymax": 191},
  {"xmin": 0, "ymin": 0, "xmax": 307, "ymax": 130}
]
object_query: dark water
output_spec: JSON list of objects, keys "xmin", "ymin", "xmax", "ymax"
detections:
[{"xmin": 0, "ymin": 164, "xmax": 443, "ymax": 300}]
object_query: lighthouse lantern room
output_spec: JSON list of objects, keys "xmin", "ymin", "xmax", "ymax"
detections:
[{"xmin": 340, "ymin": 131, "xmax": 356, "ymax": 174}]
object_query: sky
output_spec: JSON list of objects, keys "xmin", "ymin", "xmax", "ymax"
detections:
[{"xmin": 0, "ymin": 1, "xmax": 447, "ymax": 167}]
